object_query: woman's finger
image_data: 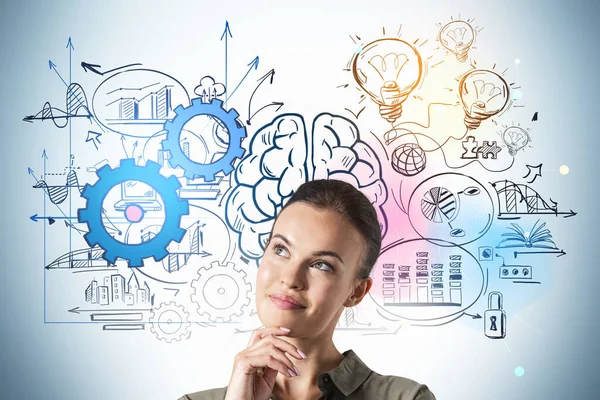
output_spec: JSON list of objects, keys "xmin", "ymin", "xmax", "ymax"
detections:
[
  {"xmin": 247, "ymin": 326, "xmax": 291, "ymax": 348},
  {"xmin": 239, "ymin": 353, "xmax": 297, "ymax": 378},
  {"xmin": 250, "ymin": 334, "xmax": 306, "ymax": 361},
  {"xmin": 244, "ymin": 342, "xmax": 300, "ymax": 376}
]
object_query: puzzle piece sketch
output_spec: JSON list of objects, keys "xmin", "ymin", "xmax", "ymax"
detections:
[
  {"xmin": 479, "ymin": 141, "xmax": 502, "ymax": 159},
  {"xmin": 461, "ymin": 136, "xmax": 479, "ymax": 159}
]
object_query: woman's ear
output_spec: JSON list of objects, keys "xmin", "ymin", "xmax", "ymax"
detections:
[{"xmin": 344, "ymin": 278, "xmax": 373, "ymax": 307}]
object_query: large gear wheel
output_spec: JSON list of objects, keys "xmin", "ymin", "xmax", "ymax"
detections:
[
  {"xmin": 161, "ymin": 98, "xmax": 247, "ymax": 181},
  {"xmin": 191, "ymin": 260, "xmax": 252, "ymax": 322},
  {"xmin": 149, "ymin": 301, "xmax": 191, "ymax": 343},
  {"xmin": 78, "ymin": 158, "xmax": 190, "ymax": 267}
]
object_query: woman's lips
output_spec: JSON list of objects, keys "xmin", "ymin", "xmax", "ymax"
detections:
[{"xmin": 269, "ymin": 295, "xmax": 306, "ymax": 310}]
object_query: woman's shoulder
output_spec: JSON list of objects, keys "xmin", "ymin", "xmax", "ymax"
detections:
[
  {"xmin": 339, "ymin": 349, "xmax": 435, "ymax": 399},
  {"xmin": 363, "ymin": 372, "xmax": 436, "ymax": 399},
  {"xmin": 177, "ymin": 386, "xmax": 227, "ymax": 400}
]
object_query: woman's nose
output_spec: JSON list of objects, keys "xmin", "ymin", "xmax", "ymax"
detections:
[{"xmin": 280, "ymin": 262, "xmax": 306, "ymax": 290}]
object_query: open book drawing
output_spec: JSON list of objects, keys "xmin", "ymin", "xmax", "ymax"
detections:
[{"xmin": 496, "ymin": 219, "xmax": 558, "ymax": 249}]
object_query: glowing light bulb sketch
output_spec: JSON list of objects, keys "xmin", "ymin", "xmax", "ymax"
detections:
[
  {"xmin": 501, "ymin": 126, "xmax": 530, "ymax": 156},
  {"xmin": 438, "ymin": 20, "xmax": 476, "ymax": 63},
  {"xmin": 352, "ymin": 38, "xmax": 423, "ymax": 124},
  {"xmin": 459, "ymin": 69, "xmax": 509, "ymax": 130}
]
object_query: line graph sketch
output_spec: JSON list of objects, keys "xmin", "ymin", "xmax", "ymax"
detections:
[
  {"xmin": 23, "ymin": 82, "xmax": 92, "ymax": 128},
  {"xmin": 491, "ymin": 180, "xmax": 576, "ymax": 219},
  {"xmin": 33, "ymin": 168, "xmax": 83, "ymax": 205}
]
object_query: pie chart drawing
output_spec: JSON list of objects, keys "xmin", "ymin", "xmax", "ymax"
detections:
[
  {"xmin": 421, "ymin": 187, "xmax": 458, "ymax": 223},
  {"xmin": 409, "ymin": 173, "xmax": 493, "ymax": 246}
]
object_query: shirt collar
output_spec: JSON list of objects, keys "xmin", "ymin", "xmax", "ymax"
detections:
[{"xmin": 321, "ymin": 349, "xmax": 372, "ymax": 396}]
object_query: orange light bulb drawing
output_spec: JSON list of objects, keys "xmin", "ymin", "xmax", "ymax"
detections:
[
  {"xmin": 438, "ymin": 20, "xmax": 476, "ymax": 63},
  {"xmin": 459, "ymin": 69, "xmax": 509, "ymax": 130},
  {"xmin": 352, "ymin": 38, "xmax": 423, "ymax": 124}
]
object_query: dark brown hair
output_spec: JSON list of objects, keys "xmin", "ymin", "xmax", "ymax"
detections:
[{"xmin": 269, "ymin": 179, "xmax": 381, "ymax": 280}]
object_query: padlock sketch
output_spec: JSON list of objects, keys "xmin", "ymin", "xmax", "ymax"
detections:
[{"xmin": 484, "ymin": 291, "xmax": 507, "ymax": 339}]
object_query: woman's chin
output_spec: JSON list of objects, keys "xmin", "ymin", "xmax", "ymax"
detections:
[{"xmin": 258, "ymin": 308, "xmax": 305, "ymax": 331}]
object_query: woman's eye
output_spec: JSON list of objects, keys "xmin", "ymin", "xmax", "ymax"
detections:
[
  {"xmin": 313, "ymin": 262, "xmax": 334, "ymax": 272},
  {"xmin": 273, "ymin": 244, "xmax": 289, "ymax": 257},
  {"xmin": 272, "ymin": 244, "xmax": 333, "ymax": 272}
]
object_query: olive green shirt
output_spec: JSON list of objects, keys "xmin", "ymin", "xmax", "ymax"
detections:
[{"xmin": 178, "ymin": 349, "xmax": 436, "ymax": 400}]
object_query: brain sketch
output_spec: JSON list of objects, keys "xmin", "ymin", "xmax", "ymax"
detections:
[{"xmin": 225, "ymin": 112, "xmax": 388, "ymax": 260}]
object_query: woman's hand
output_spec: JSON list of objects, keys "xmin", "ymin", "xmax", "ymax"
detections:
[{"xmin": 224, "ymin": 326, "xmax": 306, "ymax": 400}]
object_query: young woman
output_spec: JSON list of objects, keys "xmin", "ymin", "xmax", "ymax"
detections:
[{"xmin": 180, "ymin": 179, "xmax": 436, "ymax": 400}]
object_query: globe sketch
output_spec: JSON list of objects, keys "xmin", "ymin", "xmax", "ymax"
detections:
[{"xmin": 391, "ymin": 143, "xmax": 427, "ymax": 176}]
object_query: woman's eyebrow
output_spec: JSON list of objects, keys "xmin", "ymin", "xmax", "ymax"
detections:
[
  {"xmin": 272, "ymin": 234, "xmax": 345, "ymax": 266},
  {"xmin": 272, "ymin": 233, "xmax": 292, "ymax": 246},
  {"xmin": 311, "ymin": 250, "xmax": 345, "ymax": 266}
]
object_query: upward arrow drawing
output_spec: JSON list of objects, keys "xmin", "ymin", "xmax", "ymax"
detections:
[
  {"xmin": 228, "ymin": 56, "xmax": 259, "ymax": 102},
  {"xmin": 66, "ymin": 37, "xmax": 74, "ymax": 84},
  {"xmin": 48, "ymin": 60, "xmax": 68, "ymax": 87},
  {"xmin": 221, "ymin": 21, "xmax": 233, "ymax": 107}
]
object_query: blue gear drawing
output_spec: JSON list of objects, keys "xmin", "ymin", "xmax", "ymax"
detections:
[
  {"xmin": 77, "ymin": 158, "xmax": 190, "ymax": 267},
  {"xmin": 161, "ymin": 98, "xmax": 247, "ymax": 181}
]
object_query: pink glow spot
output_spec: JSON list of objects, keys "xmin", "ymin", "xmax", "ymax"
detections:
[{"xmin": 125, "ymin": 204, "xmax": 144, "ymax": 223}]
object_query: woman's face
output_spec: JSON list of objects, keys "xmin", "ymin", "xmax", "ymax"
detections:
[{"xmin": 256, "ymin": 202, "xmax": 369, "ymax": 338}]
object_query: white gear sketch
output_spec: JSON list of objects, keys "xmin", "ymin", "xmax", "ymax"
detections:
[
  {"xmin": 149, "ymin": 301, "xmax": 192, "ymax": 343},
  {"xmin": 190, "ymin": 260, "xmax": 252, "ymax": 322}
]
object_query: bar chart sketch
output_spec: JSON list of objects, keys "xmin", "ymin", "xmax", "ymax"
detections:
[
  {"xmin": 105, "ymin": 83, "xmax": 174, "ymax": 124},
  {"xmin": 382, "ymin": 252, "xmax": 464, "ymax": 307},
  {"xmin": 371, "ymin": 238, "xmax": 484, "ymax": 322},
  {"xmin": 92, "ymin": 69, "xmax": 190, "ymax": 138}
]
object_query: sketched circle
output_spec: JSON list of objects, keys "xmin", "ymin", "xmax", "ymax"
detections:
[
  {"xmin": 92, "ymin": 69, "xmax": 190, "ymax": 138},
  {"xmin": 190, "ymin": 260, "xmax": 252, "ymax": 322},
  {"xmin": 149, "ymin": 301, "xmax": 191, "ymax": 343},
  {"xmin": 408, "ymin": 172, "xmax": 493, "ymax": 246},
  {"xmin": 369, "ymin": 238, "xmax": 485, "ymax": 323}
]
